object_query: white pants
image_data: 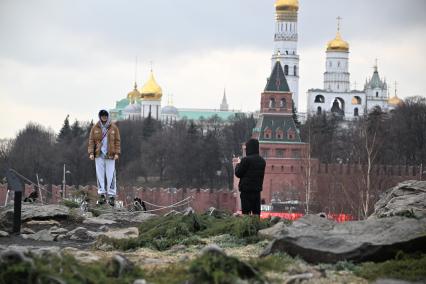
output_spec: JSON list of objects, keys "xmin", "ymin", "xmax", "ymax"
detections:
[{"xmin": 95, "ymin": 157, "xmax": 117, "ymax": 196}]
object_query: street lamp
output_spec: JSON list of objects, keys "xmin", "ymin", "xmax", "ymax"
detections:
[
  {"xmin": 62, "ymin": 164, "xmax": 71, "ymax": 199},
  {"xmin": 36, "ymin": 173, "xmax": 43, "ymax": 204}
]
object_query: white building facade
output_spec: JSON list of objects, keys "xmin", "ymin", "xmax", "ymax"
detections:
[
  {"xmin": 271, "ymin": 0, "xmax": 300, "ymax": 110},
  {"xmin": 307, "ymin": 23, "xmax": 400, "ymax": 119}
]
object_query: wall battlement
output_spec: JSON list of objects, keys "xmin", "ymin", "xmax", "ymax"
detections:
[{"xmin": 0, "ymin": 184, "xmax": 237, "ymax": 213}]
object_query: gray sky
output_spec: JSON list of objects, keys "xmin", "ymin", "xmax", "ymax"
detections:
[{"xmin": 0, "ymin": 0, "xmax": 425, "ymax": 138}]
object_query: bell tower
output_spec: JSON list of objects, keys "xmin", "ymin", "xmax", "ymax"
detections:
[{"xmin": 271, "ymin": 0, "xmax": 300, "ymax": 110}]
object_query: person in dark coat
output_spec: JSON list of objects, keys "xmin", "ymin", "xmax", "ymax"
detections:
[{"xmin": 235, "ymin": 138, "xmax": 266, "ymax": 215}]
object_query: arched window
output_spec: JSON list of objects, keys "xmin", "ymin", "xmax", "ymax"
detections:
[
  {"xmin": 276, "ymin": 128, "xmax": 284, "ymax": 139},
  {"xmin": 317, "ymin": 106, "xmax": 322, "ymax": 115},
  {"xmin": 338, "ymin": 61, "xmax": 341, "ymax": 67},
  {"xmin": 376, "ymin": 91, "xmax": 379, "ymax": 97},
  {"xmin": 280, "ymin": 98, "xmax": 286, "ymax": 108},
  {"xmin": 269, "ymin": 97, "xmax": 276, "ymax": 108},
  {"xmin": 354, "ymin": 107, "xmax": 359, "ymax": 116},
  {"xmin": 314, "ymin": 95, "xmax": 325, "ymax": 103},
  {"xmin": 293, "ymin": 65, "xmax": 297, "ymax": 76},
  {"xmin": 352, "ymin": 96, "xmax": 362, "ymax": 105},
  {"xmin": 264, "ymin": 128, "xmax": 272, "ymax": 139},
  {"xmin": 284, "ymin": 65, "xmax": 289, "ymax": 76}
]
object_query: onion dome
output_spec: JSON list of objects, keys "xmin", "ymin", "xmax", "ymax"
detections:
[
  {"xmin": 275, "ymin": 0, "xmax": 299, "ymax": 11},
  {"xmin": 141, "ymin": 71, "xmax": 162, "ymax": 100},
  {"xmin": 127, "ymin": 83, "xmax": 141, "ymax": 103},
  {"xmin": 327, "ymin": 31, "xmax": 349, "ymax": 52},
  {"xmin": 388, "ymin": 95, "xmax": 403, "ymax": 106},
  {"xmin": 161, "ymin": 105, "xmax": 179, "ymax": 116}
]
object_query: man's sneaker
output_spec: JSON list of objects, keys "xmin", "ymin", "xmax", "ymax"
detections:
[
  {"xmin": 108, "ymin": 196, "xmax": 115, "ymax": 207},
  {"xmin": 97, "ymin": 194, "xmax": 106, "ymax": 205}
]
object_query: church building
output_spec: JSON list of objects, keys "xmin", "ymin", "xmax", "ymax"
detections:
[{"xmin": 307, "ymin": 20, "xmax": 403, "ymax": 118}]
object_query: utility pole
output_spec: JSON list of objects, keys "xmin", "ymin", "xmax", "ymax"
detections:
[
  {"xmin": 36, "ymin": 173, "xmax": 43, "ymax": 204},
  {"xmin": 62, "ymin": 164, "xmax": 66, "ymax": 199}
]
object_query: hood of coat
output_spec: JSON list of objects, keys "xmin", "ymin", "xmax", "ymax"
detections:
[
  {"xmin": 98, "ymin": 110, "xmax": 111, "ymax": 129},
  {"xmin": 245, "ymin": 138, "xmax": 260, "ymax": 155}
]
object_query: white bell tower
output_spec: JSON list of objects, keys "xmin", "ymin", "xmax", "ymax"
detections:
[{"xmin": 271, "ymin": 0, "xmax": 300, "ymax": 110}]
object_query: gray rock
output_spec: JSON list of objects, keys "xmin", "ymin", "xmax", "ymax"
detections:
[
  {"xmin": 98, "ymin": 211, "xmax": 156, "ymax": 223},
  {"xmin": 201, "ymin": 244, "xmax": 225, "ymax": 256},
  {"xmin": 110, "ymin": 254, "xmax": 134, "ymax": 277},
  {"xmin": 99, "ymin": 225, "xmax": 109, "ymax": 232},
  {"xmin": 63, "ymin": 248, "xmax": 101, "ymax": 263},
  {"xmin": 284, "ymin": 273, "xmax": 314, "ymax": 284},
  {"xmin": 21, "ymin": 227, "xmax": 36, "ymax": 234},
  {"xmin": 49, "ymin": 226, "xmax": 69, "ymax": 235},
  {"xmin": 26, "ymin": 220, "xmax": 61, "ymax": 226},
  {"xmin": 0, "ymin": 249, "xmax": 34, "ymax": 268},
  {"xmin": 261, "ymin": 214, "xmax": 426, "ymax": 263},
  {"xmin": 56, "ymin": 234, "xmax": 67, "ymax": 241},
  {"xmin": 0, "ymin": 204, "xmax": 70, "ymax": 225},
  {"xmin": 83, "ymin": 217, "xmax": 116, "ymax": 225},
  {"xmin": 0, "ymin": 230, "xmax": 9, "ymax": 237},
  {"xmin": 21, "ymin": 229, "xmax": 55, "ymax": 242},
  {"xmin": 67, "ymin": 227, "xmax": 94, "ymax": 241},
  {"xmin": 370, "ymin": 180, "xmax": 426, "ymax": 219},
  {"xmin": 133, "ymin": 280, "xmax": 148, "ymax": 284},
  {"xmin": 258, "ymin": 221, "xmax": 288, "ymax": 240},
  {"xmin": 169, "ymin": 244, "xmax": 187, "ymax": 253},
  {"xmin": 0, "ymin": 246, "xmax": 60, "ymax": 259},
  {"xmin": 98, "ymin": 227, "xmax": 138, "ymax": 240},
  {"xmin": 373, "ymin": 279, "xmax": 423, "ymax": 284}
]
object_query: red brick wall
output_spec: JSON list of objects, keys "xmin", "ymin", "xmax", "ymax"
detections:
[
  {"xmin": 260, "ymin": 91, "xmax": 293, "ymax": 113},
  {"xmin": 0, "ymin": 184, "xmax": 236, "ymax": 214}
]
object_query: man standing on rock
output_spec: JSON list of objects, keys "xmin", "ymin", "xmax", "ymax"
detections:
[
  {"xmin": 88, "ymin": 110, "xmax": 121, "ymax": 207},
  {"xmin": 235, "ymin": 138, "xmax": 266, "ymax": 215}
]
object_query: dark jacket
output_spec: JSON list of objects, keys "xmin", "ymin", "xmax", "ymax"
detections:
[{"xmin": 235, "ymin": 139, "xmax": 266, "ymax": 193}]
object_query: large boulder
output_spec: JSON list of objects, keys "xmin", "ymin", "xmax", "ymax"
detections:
[
  {"xmin": 261, "ymin": 214, "xmax": 426, "ymax": 263},
  {"xmin": 369, "ymin": 180, "xmax": 426, "ymax": 219},
  {"xmin": 0, "ymin": 204, "xmax": 70, "ymax": 225},
  {"xmin": 97, "ymin": 211, "xmax": 156, "ymax": 223}
]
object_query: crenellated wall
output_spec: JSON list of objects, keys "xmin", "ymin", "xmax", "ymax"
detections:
[
  {"xmin": 233, "ymin": 157, "xmax": 422, "ymax": 217},
  {"xmin": 0, "ymin": 184, "xmax": 237, "ymax": 214}
]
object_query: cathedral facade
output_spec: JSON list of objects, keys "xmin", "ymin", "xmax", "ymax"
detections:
[{"xmin": 306, "ymin": 22, "xmax": 402, "ymax": 118}]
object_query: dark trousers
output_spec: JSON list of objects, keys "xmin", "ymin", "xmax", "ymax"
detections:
[{"xmin": 240, "ymin": 192, "xmax": 261, "ymax": 215}]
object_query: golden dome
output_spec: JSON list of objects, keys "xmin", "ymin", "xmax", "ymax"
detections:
[
  {"xmin": 127, "ymin": 83, "xmax": 141, "ymax": 103},
  {"xmin": 275, "ymin": 0, "xmax": 299, "ymax": 11},
  {"xmin": 388, "ymin": 95, "xmax": 403, "ymax": 106},
  {"xmin": 141, "ymin": 71, "xmax": 162, "ymax": 100},
  {"xmin": 327, "ymin": 31, "xmax": 349, "ymax": 52}
]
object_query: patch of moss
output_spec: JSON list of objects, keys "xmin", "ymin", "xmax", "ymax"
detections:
[
  {"xmin": 144, "ymin": 264, "xmax": 190, "ymax": 284},
  {"xmin": 89, "ymin": 208, "xmax": 102, "ymax": 217},
  {"xmin": 0, "ymin": 254, "xmax": 146, "ymax": 284},
  {"xmin": 62, "ymin": 199, "xmax": 80, "ymax": 208},
  {"xmin": 99, "ymin": 214, "xmax": 272, "ymax": 251},
  {"xmin": 354, "ymin": 253, "xmax": 426, "ymax": 282},
  {"xmin": 189, "ymin": 252, "xmax": 265, "ymax": 284},
  {"xmin": 249, "ymin": 253, "xmax": 296, "ymax": 274}
]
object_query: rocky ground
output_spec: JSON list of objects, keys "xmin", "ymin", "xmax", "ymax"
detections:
[{"xmin": 1, "ymin": 180, "xmax": 426, "ymax": 283}]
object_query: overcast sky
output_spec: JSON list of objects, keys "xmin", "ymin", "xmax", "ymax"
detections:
[{"xmin": 0, "ymin": 0, "xmax": 425, "ymax": 138}]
